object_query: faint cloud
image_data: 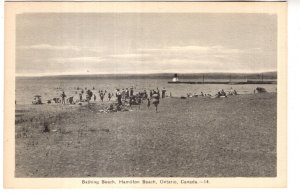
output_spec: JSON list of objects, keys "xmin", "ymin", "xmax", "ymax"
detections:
[
  {"xmin": 17, "ymin": 44, "xmax": 81, "ymax": 51},
  {"xmin": 140, "ymin": 45, "xmax": 259, "ymax": 55},
  {"xmin": 110, "ymin": 53, "xmax": 152, "ymax": 58},
  {"xmin": 17, "ymin": 44, "xmax": 104, "ymax": 53},
  {"xmin": 52, "ymin": 57, "xmax": 106, "ymax": 64}
]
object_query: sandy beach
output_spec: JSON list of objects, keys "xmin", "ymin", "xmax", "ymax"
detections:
[{"xmin": 15, "ymin": 93, "xmax": 277, "ymax": 177}]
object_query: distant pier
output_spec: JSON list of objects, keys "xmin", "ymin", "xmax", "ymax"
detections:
[
  {"xmin": 167, "ymin": 80, "xmax": 277, "ymax": 85},
  {"xmin": 168, "ymin": 73, "xmax": 277, "ymax": 85}
]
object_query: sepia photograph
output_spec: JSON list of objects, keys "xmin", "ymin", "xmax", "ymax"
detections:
[{"xmin": 4, "ymin": 2, "xmax": 287, "ymax": 188}]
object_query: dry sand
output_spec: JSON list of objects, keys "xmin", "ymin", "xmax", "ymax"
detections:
[{"xmin": 15, "ymin": 93, "xmax": 276, "ymax": 177}]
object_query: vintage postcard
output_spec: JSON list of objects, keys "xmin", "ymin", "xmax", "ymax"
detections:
[{"xmin": 4, "ymin": 1, "xmax": 287, "ymax": 188}]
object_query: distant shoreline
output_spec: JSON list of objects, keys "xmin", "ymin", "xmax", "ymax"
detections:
[{"xmin": 16, "ymin": 71, "xmax": 277, "ymax": 80}]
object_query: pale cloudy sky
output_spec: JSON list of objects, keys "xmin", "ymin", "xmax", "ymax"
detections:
[{"xmin": 16, "ymin": 13, "xmax": 277, "ymax": 76}]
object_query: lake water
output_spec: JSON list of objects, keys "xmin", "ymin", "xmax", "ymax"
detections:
[{"xmin": 16, "ymin": 76, "xmax": 277, "ymax": 105}]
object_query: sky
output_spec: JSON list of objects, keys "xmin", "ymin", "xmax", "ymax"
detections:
[{"xmin": 16, "ymin": 13, "xmax": 277, "ymax": 76}]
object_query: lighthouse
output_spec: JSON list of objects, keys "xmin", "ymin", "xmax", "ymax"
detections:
[{"xmin": 172, "ymin": 73, "xmax": 179, "ymax": 82}]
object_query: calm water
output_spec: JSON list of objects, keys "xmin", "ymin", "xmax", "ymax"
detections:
[{"xmin": 16, "ymin": 76, "xmax": 277, "ymax": 105}]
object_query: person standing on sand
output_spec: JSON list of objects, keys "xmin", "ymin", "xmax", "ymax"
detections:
[
  {"xmin": 152, "ymin": 91, "xmax": 159, "ymax": 112},
  {"xmin": 86, "ymin": 92, "xmax": 90, "ymax": 103},
  {"xmin": 99, "ymin": 90, "xmax": 105, "ymax": 102},
  {"xmin": 61, "ymin": 91, "xmax": 66, "ymax": 104},
  {"xmin": 108, "ymin": 93, "xmax": 112, "ymax": 101},
  {"xmin": 147, "ymin": 98, "xmax": 151, "ymax": 109},
  {"xmin": 116, "ymin": 89, "xmax": 122, "ymax": 105},
  {"xmin": 79, "ymin": 93, "xmax": 82, "ymax": 102},
  {"xmin": 144, "ymin": 90, "xmax": 148, "ymax": 99},
  {"xmin": 86, "ymin": 89, "xmax": 93, "ymax": 103},
  {"xmin": 157, "ymin": 88, "xmax": 160, "ymax": 98},
  {"xmin": 162, "ymin": 88, "xmax": 166, "ymax": 99},
  {"xmin": 137, "ymin": 93, "xmax": 142, "ymax": 109},
  {"xmin": 94, "ymin": 94, "xmax": 96, "ymax": 101},
  {"xmin": 121, "ymin": 89, "xmax": 125, "ymax": 99},
  {"xmin": 125, "ymin": 88, "xmax": 129, "ymax": 100},
  {"xmin": 129, "ymin": 95, "xmax": 133, "ymax": 108},
  {"xmin": 130, "ymin": 87, "xmax": 134, "ymax": 96}
]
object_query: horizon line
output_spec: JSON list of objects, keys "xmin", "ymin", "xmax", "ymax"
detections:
[{"xmin": 16, "ymin": 71, "xmax": 277, "ymax": 77}]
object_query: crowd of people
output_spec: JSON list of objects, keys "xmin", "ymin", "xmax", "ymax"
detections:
[
  {"xmin": 42, "ymin": 86, "xmax": 239, "ymax": 112},
  {"xmin": 47, "ymin": 86, "xmax": 168, "ymax": 112}
]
